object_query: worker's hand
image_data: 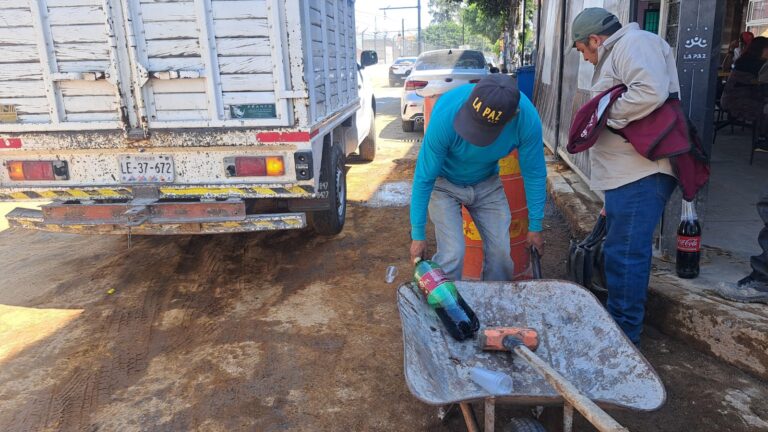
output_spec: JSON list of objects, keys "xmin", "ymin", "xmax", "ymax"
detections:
[
  {"xmin": 527, "ymin": 231, "xmax": 544, "ymax": 254},
  {"xmin": 410, "ymin": 240, "xmax": 428, "ymax": 264}
]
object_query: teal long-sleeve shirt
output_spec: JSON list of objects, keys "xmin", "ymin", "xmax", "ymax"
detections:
[{"xmin": 410, "ymin": 84, "xmax": 547, "ymax": 241}]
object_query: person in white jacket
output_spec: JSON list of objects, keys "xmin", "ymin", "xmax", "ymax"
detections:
[{"xmin": 572, "ymin": 8, "xmax": 678, "ymax": 346}]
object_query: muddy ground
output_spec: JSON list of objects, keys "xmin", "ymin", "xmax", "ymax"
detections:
[{"xmin": 0, "ymin": 65, "xmax": 766, "ymax": 431}]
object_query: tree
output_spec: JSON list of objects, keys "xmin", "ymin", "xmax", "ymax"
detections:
[
  {"xmin": 423, "ymin": 21, "xmax": 463, "ymax": 49},
  {"xmin": 460, "ymin": 3, "xmax": 503, "ymax": 44},
  {"xmin": 429, "ymin": 0, "xmax": 461, "ymax": 24},
  {"xmin": 456, "ymin": 0, "xmax": 510, "ymax": 22}
]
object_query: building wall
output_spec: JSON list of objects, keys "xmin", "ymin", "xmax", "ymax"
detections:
[{"xmin": 535, "ymin": 0, "xmax": 633, "ymax": 180}]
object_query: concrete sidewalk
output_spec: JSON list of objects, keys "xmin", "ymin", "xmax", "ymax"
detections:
[{"xmin": 547, "ymin": 161, "xmax": 768, "ymax": 381}]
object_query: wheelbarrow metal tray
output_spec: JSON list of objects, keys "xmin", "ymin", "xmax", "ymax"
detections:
[{"xmin": 397, "ymin": 280, "xmax": 666, "ymax": 411}]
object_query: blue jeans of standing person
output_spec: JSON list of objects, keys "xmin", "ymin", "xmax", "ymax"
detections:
[
  {"xmin": 428, "ymin": 175, "xmax": 515, "ymax": 281},
  {"xmin": 604, "ymin": 173, "xmax": 676, "ymax": 344}
]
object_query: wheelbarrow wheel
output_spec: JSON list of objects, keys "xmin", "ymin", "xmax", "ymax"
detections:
[{"xmin": 503, "ymin": 417, "xmax": 547, "ymax": 432}]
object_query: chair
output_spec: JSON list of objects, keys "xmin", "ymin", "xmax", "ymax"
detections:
[
  {"xmin": 752, "ymin": 115, "xmax": 767, "ymax": 165},
  {"xmin": 714, "ymin": 76, "xmax": 726, "ymax": 122}
]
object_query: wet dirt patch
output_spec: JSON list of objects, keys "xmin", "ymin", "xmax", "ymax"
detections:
[{"xmin": 360, "ymin": 181, "xmax": 411, "ymax": 208}]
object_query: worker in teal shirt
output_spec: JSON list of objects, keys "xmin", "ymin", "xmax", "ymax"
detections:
[{"xmin": 409, "ymin": 74, "xmax": 547, "ymax": 281}]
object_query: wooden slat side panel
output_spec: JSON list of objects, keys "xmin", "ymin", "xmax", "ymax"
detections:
[
  {"xmin": 212, "ymin": 1, "xmax": 267, "ymax": 19},
  {"xmin": 0, "ymin": 97, "xmax": 48, "ymax": 114},
  {"xmin": 48, "ymin": 6, "xmax": 104, "ymax": 25},
  {"xmin": 63, "ymin": 95, "xmax": 117, "ymax": 113},
  {"xmin": 0, "ymin": 9, "xmax": 34, "ymax": 27},
  {"xmin": 216, "ymin": 37, "xmax": 270, "ymax": 57},
  {"xmin": 0, "ymin": 81, "xmax": 47, "ymax": 98},
  {"xmin": 0, "ymin": 2, "xmax": 125, "ymax": 126}
]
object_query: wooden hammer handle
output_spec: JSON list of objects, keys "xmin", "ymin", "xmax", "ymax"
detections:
[{"xmin": 514, "ymin": 345, "xmax": 629, "ymax": 432}]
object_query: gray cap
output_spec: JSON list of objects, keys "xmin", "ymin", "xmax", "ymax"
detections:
[{"xmin": 571, "ymin": 7, "xmax": 620, "ymax": 47}]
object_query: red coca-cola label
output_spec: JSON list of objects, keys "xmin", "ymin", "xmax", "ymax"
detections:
[
  {"xmin": 677, "ymin": 235, "xmax": 700, "ymax": 252},
  {"xmin": 417, "ymin": 269, "xmax": 448, "ymax": 296}
]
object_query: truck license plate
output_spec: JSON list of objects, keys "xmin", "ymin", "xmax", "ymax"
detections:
[{"xmin": 119, "ymin": 155, "xmax": 174, "ymax": 183}]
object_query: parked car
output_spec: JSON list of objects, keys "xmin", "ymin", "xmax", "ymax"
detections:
[
  {"xmin": 401, "ymin": 49, "xmax": 489, "ymax": 132},
  {"xmin": 389, "ymin": 57, "xmax": 418, "ymax": 87}
]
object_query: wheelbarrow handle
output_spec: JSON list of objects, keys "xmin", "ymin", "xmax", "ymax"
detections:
[{"xmin": 530, "ymin": 246, "xmax": 542, "ymax": 280}]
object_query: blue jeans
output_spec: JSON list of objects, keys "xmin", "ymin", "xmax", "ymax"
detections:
[
  {"xmin": 604, "ymin": 173, "xmax": 676, "ymax": 344},
  {"xmin": 428, "ymin": 176, "xmax": 515, "ymax": 281}
]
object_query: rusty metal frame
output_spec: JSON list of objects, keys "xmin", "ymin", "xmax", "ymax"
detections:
[
  {"xmin": 41, "ymin": 199, "xmax": 246, "ymax": 225},
  {"xmin": 7, "ymin": 207, "xmax": 305, "ymax": 235}
]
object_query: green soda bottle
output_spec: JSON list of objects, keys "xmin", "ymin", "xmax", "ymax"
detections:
[{"xmin": 413, "ymin": 258, "xmax": 480, "ymax": 340}]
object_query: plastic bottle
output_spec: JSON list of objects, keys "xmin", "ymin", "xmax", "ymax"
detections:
[
  {"xmin": 413, "ymin": 258, "xmax": 480, "ymax": 340},
  {"xmin": 469, "ymin": 366, "xmax": 514, "ymax": 395}
]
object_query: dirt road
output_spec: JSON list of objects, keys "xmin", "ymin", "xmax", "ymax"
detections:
[{"xmin": 1, "ymin": 64, "xmax": 766, "ymax": 432}]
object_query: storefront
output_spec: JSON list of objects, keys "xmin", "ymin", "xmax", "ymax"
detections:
[{"xmin": 533, "ymin": 0, "xmax": 766, "ymax": 266}]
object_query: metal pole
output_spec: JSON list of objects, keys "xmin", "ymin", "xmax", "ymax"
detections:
[
  {"xmin": 522, "ymin": 0, "xmax": 527, "ymax": 64},
  {"xmin": 536, "ymin": 0, "xmax": 542, "ymax": 63},
  {"xmin": 361, "ymin": 30, "xmax": 366, "ymax": 51},
  {"xmin": 417, "ymin": 0, "xmax": 422, "ymax": 54},
  {"xmin": 402, "ymin": 18, "xmax": 405, "ymax": 56}
]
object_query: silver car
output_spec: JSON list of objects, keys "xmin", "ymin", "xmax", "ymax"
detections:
[{"xmin": 400, "ymin": 49, "xmax": 489, "ymax": 132}]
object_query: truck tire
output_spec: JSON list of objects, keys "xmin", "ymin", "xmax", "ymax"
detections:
[
  {"xmin": 358, "ymin": 113, "xmax": 376, "ymax": 161},
  {"xmin": 402, "ymin": 119, "xmax": 415, "ymax": 132},
  {"xmin": 309, "ymin": 144, "xmax": 346, "ymax": 235},
  {"xmin": 503, "ymin": 418, "xmax": 547, "ymax": 432}
]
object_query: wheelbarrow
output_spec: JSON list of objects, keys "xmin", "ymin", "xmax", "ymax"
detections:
[{"xmin": 396, "ymin": 252, "xmax": 665, "ymax": 432}]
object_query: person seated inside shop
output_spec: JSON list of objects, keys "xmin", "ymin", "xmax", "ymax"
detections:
[{"xmin": 721, "ymin": 36, "xmax": 768, "ymax": 145}]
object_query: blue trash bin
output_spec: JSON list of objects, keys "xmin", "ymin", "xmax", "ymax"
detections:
[{"xmin": 516, "ymin": 65, "xmax": 535, "ymax": 101}]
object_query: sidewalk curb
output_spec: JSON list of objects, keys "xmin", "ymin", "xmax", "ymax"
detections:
[{"xmin": 547, "ymin": 163, "xmax": 768, "ymax": 381}]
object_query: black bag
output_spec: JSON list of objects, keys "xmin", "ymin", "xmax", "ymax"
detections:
[{"xmin": 567, "ymin": 213, "xmax": 608, "ymax": 304}]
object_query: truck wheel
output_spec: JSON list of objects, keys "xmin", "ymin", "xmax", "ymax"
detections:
[
  {"xmin": 503, "ymin": 417, "xmax": 547, "ymax": 432},
  {"xmin": 309, "ymin": 144, "xmax": 346, "ymax": 235},
  {"xmin": 359, "ymin": 113, "xmax": 376, "ymax": 161},
  {"xmin": 402, "ymin": 120, "xmax": 415, "ymax": 132}
]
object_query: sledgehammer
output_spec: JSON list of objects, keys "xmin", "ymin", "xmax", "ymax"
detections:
[{"xmin": 479, "ymin": 327, "xmax": 629, "ymax": 432}]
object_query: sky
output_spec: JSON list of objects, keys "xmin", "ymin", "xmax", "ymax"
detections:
[{"xmin": 355, "ymin": 0, "xmax": 433, "ymax": 37}]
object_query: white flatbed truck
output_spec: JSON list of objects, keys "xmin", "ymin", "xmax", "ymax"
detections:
[{"xmin": 0, "ymin": 0, "xmax": 377, "ymax": 235}]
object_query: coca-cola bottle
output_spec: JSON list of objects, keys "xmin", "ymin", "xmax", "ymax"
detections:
[
  {"xmin": 413, "ymin": 258, "xmax": 480, "ymax": 340},
  {"xmin": 676, "ymin": 200, "xmax": 701, "ymax": 279}
]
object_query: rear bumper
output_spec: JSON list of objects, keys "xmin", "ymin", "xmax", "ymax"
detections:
[
  {"xmin": 6, "ymin": 206, "xmax": 306, "ymax": 235},
  {"xmin": 401, "ymin": 91, "xmax": 424, "ymax": 121},
  {"xmin": 0, "ymin": 183, "xmax": 320, "ymax": 202}
]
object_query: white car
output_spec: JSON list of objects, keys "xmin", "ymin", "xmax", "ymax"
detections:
[
  {"xmin": 401, "ymin": 49, "xmax": 489, "ymax": 132},
  {"xmin": 356, "ymin": 61, "xmax": 377, "ymax": 161},
  {"xmin": 389, "ymin": 57, "xmax": 418, "ymax": 86}
]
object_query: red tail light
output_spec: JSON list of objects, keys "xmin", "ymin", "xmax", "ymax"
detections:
[
  {"xmin": 7, "ymin": 160, "xmax": 68, "ymax": 181},
  {"xmin": 405, "ymin": 80, "xmax": 428, "ymax": 91},
  {"xmin": 235, "ymin": 157, "xmax": 266, "ymax": 176},
  {"xmin": 228, "ymin": 156, "xmax": 285, "ymax": 177},
  {"xmin": 469, "ymin": 79, "xmax": 481, "ymax": 83}
]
